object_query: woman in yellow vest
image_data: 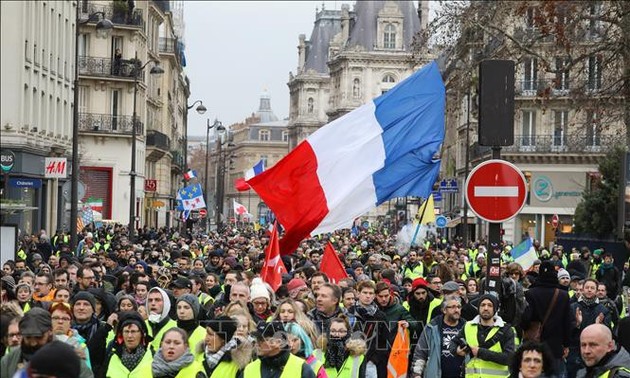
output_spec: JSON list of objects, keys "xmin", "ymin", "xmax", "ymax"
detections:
[
  {"xmin": 199, "ymin": 315, "xmax": 253, "ymax": 377},
  {"xmin": 152, "ymin": 327, "xmax": 206, "ymax": 378},
  {"xmin": 313, "ymin": 317, "xmax": 366, "ymax": 378},
  {"xmin": 105, "ymin": 311, "xmax": 154, "ymax": 378},
  {"xmin": 175, "ymin": 294, "xmax": 206, "ymax": 361},
  {"xmin": 284, "ymin": 322, "xmax": 327, "ymax": 378}
]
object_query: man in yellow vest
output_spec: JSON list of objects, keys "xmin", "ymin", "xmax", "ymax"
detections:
[
  {"xmin": 146, "ymin": 287, "xmax": 177, "ymax": 352},
  {"xmin": 242, "ymin": 321, "xmax": 316, "ymax": 378},
  {"xmin": 451, "ymin": 293, "xmax": 515, "ymax": 378},
  {"xmin": 577, "ymin": 323, "xmax": 630, "ymax": 378}
]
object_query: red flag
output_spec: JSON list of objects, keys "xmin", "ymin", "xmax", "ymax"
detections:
[
  {"xmin": 234, "ymin": 177, "xmax": 251, "ymax": 191},
  {"xmin": 260, "ymin": 222, "xmax": 287, "ymax": 291},
  {"xmin": 320, "ymin": 242, "xmax": 349, "ymax": 284}
]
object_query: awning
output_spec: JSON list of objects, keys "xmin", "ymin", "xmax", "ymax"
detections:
[{"xmin": 447, "ymin": 216, "xmax": 477, "ymax": 228}]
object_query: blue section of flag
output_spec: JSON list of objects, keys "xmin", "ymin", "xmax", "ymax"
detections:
[
  {"xmin": 511, "ymin": 238, "xmax": 538, "ymax": 270},
  {"xmin": 371, "ymin": 61, "xmax": 445, "ymax": 204},
  {"xmin": 178, "ymin": 183, "xmax": 206, "ymax": 210},
  {"xmin": 252, "ymin": 160, "xmax": 264, "ymax": 175}
]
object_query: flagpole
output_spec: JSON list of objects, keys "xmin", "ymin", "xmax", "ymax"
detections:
[{"xmin": 411, "ymin": 196, "xmax": 430, "ymax": 247}]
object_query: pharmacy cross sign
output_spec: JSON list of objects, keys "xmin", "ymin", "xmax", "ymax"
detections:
[{"xmin": 465, "ymin": 159, "xmax": 528, "ymax": 223}]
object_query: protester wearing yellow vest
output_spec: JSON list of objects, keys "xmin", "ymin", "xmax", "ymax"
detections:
[
  {"xmin": 200, "ymin": 315, "xmax": 253, "ymax": 377},
  {"xmin": 243, "ymin": 321, "xmax": 316, "ymax": 378},
  {"xmin": 105, "ymin": 311, "xmax": 154, "ymax": 378},
  {"xmin": 175, "ymin": 294, "xmax": 206, "ymax": 360},
  {"xmin": 576, "ymin": 324, "xmax": 630, "ymax": 378},
  {"xmin": 146, "ymin": 287, "xmax": 177, "ymax": 352},
  {"xmin": 403, "ymin": 251, "xmax": 424, "ymax": 279},
  {"xmin": 152, "ymin": 327, "xmax": 207, "ymax": 378},
  {"xmin": 311, "ymin": 313, "xmax": 366, "ymax": 378},
  {"xmin": 451, "ymin": 294, "xmax": 515, "ymax": 378}
]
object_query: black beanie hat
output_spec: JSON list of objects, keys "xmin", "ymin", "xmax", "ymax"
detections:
[
  {"xmin": 29, "ymin": 340, "xmax": 81, "ymax": 378},
  {"xmin": 202, "ymin": 315, "xmax": 237, "ymax": 342},
  {"xmin": 478, "ymin": 293, "xmax": 499, "ymax": 314},
  {"xmin": 538, "ymin": 260, "xmax": 558, "ymax": 283},
  {"xmin": 71, "ymin": 291, "xmax": 97, "ymax": 312}
]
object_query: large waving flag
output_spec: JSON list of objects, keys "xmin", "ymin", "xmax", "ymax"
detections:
[
  {"xmin": 178, "ymin": 183, "xmax": 206, "ymax": 210},
  {"xmin": 512, "ymin": 238, "xmax": 539, "ymax": 271},
  {"xmin": 235, "ymin": 160, "xmax": 265, "ymax": 191},
  {"xmin": 260, "ymin": 222, "xmax": 287, "ymax": 291},
  {"xmin": 247, "ymin": 61, "xmax": 445, "ymax": 255}
]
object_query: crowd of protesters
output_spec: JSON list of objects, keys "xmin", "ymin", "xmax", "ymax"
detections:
[{"xmin": 1, "ymin": 223, "xmax": 629, "ymax": 378}]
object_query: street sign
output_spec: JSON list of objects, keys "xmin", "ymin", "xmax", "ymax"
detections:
[
  {"xmin": 0, "ymin": 150, "xmax": 15, "ymax": 173},
  {"xmin": 435, "ymin": 215, "xmax": 448, "ymax": 228},
  {"xmin": 199, "ymin": 208, "xmax": 207, "ymax": 218},
  {"xmin": 44, "ymin": 157, "xmax": 67, "ymax": 178},
  {"xmin": 62, "ymin": 181, "xmax": 86, "ymax": 202},
  {"xmin": 439, "ymin": 178, "xmax": 459, "ymax": 193},
  {"xmin": 465, "ymin": 159, "xmax": 527, "ymax": 223},
  {"xmin": 144, "ymin": 179, "xmax": 157, "ymax": 192},
  {"xmin": 551, "ymin": 214, "xmax": 559, "ymax": 229},
  {"xmin": 8, "ymin": 178, "xmax": 42, "ymax": 189}
]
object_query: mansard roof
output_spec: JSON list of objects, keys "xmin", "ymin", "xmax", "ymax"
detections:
[{"xmin": 304, "ymin": 9, "xmax": 342, "ymax": 73}]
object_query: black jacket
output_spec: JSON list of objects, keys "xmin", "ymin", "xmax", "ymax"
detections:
[{"xmin": 521, "ymin": 279, "xmax": 572, "ymax": 358}]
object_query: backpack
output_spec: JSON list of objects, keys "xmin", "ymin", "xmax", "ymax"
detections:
[{"xmin": 498, "ymin": 277, "xmax": 528, "ymax": 327}]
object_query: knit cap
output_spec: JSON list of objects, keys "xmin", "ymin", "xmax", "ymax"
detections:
[
  {"xmin": 478, "ymin": 293, "xmax": 499, "ymax": 314},
  {"xmin": 29, "ymin": 340, "xmax": 80, "ymax": 378},
  {"xmin": 250, "ymin": 277, "xmax": 270, "ymax": 301},
  {"xmin": 557, "ymin": 268, "xmax": 570, "ymax": 280},
  {"xmin": 71, "ymin": 291, "xmax": 96, "ymax": 312},
  {"xmin": 177, "ymin": 293, "xmax": 200, "ymax": 319}
]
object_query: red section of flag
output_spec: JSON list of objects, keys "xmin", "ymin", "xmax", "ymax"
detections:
[
  {"xmin": 260, "ymin": 222, "xmax": 287, "ymax": 291},
  {"xmin": 320, "ymin": 242, "xmax": 349, "ymax": 284},
  {"xmin": 234, "ymin": 177, "xmax": 250, "ymax": 191},
  {"xmin": 247, "ymin": 142, "xmax": 328, "ymax": 256}
]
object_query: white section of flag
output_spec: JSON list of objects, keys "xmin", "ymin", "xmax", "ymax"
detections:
[{"xmin": 474, "ymin": 186, "xmax": 518, "ymax": 197}]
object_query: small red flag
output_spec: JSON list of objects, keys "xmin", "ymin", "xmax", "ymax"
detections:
[
  {"xmin": 321, "ymin": 242, "xmax": 349, "ymax": 284},
  {"xmin": 234, "ymin": 177, "xmax": 251, "ymax": 192},
  {"xmin": 260, "ymin": 222, "xmax": 287, "ymax": 291}
]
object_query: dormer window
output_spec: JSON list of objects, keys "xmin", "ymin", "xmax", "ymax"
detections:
[
  {"xmin": 383, "ymin": 75, "xmax": 396, "ymax": 83},
  {"xmin": 259, "ymin": 129, "xmax": 270, "ymax": 141},
  {"xmin": 384, "ymin": 23, "xmax": 396, "ymax": 49}
]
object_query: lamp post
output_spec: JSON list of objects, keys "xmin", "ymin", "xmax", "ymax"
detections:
[
  {"xmin": 70, "ymin": 7, "xmax": 112, "ymax": 250},
  {"xmin": 184, "ymin": 100, "xmax": 206, "ymax": 174},
  {"xmin": 462, "ymin": 88, "xmax": 471, "ymax": 244},
  {"xmin": 205, "ymin": 119, "xmax": 224, "ymax": 231},
  {"xmin": 128, "ymin": 54, "xmax": 164, "ymax": 239}
]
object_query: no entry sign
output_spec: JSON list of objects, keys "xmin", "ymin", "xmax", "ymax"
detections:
[{"xmin": 465, "ymin": 159, "xmax": 527, "ymax": 223}]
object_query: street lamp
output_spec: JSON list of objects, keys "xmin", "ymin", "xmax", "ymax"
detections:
[
  {"xmin": 182, "ymin": 99, "xmax": 206, "ymax": 178},
  {"xmin": 70, "ymin": 7, "xmax": 112, "ymax": 250},
  {"xmin": 187, "ymin": 100, "xmax": 207, "ymax": 115},
  {"xmin": 128, "ymin": 54, "xmax": 164, "ymax": 239},
  {"xmin": 216, "ymin": 137, "xmax": 235, "ymax": 232},
  {"xmin": 205, "ymin": 119, "xmax": 225, "ymax": 231}
]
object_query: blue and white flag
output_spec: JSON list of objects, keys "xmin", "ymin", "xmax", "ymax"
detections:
[
  {"xmin": 511, "ymin": 238, "xmax": 539, "ymax": 271},
  {"xmin": 244, "ymin": 160, "xmax": 265, "ymax": 180},
  {"xmin": 177, "ymin": 183, "xmax": 206, "ymax": 210}
]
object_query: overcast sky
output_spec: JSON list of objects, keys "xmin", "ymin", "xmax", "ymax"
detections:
[{"xmin": 184, "ymin": 1, "xmax": 353, "ymax": 136}]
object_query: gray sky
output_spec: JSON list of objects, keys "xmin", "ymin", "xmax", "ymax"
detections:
[{"xmin": 184, "ymin": 1, "xmax": 352, "ymax": 136}]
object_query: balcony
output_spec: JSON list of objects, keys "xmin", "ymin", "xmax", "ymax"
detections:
[
  {"xmin": 79, "ymin": 56, "xmax": 144, "ymax": 81},
  {"xmin": 503, "ymin": 134, "xmax": 615, "ymax": 154},
  {"xmin": 170, "ymin": 150, "xmax": 185, "ymax": 172},
  {"xmin": 159, "ymin": 37, "xmax": 179, "ymax": 54},
  {"xmin": 146, "ymin": 130, "xmax": 170, "ymax": 162},
  {"xmin": 78, "ymin": 113, "xmax": 143, "ymax": 135},
  {"xmin": 80, "ymin": 1, "xmax": 144, "ymax": 29}
]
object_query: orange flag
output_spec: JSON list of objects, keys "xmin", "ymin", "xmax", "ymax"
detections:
[
  {"xmin": 260, "ymin": 222, "xmax": 287, "ymax": 291},
  {"xmin": 320, "ymin": 242, "xmax": 349, "ymax": 284}
]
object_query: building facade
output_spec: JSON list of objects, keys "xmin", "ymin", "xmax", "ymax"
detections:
[{"xmin": 1, "ymin": 0, "xmax": 76, "ymax": 235}]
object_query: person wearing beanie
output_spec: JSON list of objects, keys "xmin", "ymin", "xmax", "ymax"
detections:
[
  {"xmin": 286, "ymin": 278, "xmax": 308, "ymax": 300},
  {"xmin": 175, "ymin": 294, "xmax": 205, "ymax": 361},
  {"xmin": 450, "ymin": 293, "xmax": 515, "ymax": 378},
  {"xmin": 558, "ymin": 268, "xmax": 571, "ymax": 288},
  {"xmin": 71, "ymin": 290, "xmax": 111, "ymax": 375},
  {"xmin": 403, "ymin": 277, "xmax": 441, "ymax": 343},
  {"xmin": 28, "ymin": 340, "xmax": 81, "ymax": 378},
  {"xmin": 249, "ymin": 278, "xmax": 274, "ymax": 322},
  {"xmin": 201, "ymin": 315, "xmax": 253, "ymax": 378},
  {"xmin": 104, "ymin": 311, "xmax": 153, "ymax": 378},
  {"xmin": 520, "ymin": 260, "xmax": 572, "ymax": 374},
  {"xmin": 14, "ymin": 282, "xmax": 35, "ymax": 313}
]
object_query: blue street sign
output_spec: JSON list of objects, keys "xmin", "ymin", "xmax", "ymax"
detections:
[
  {"xmin": 431, "ymin": 191, "xmax": 442, "ymax": 202},
  {"xmin": 435, "ymin": 215, "xmax": 448, "ymax": 228},
  {"xmin": 9, "ymin": 178, "xmax": 42, "ymax": 189},
  {"xmin": 439, "ymin": 178, "xmax": 459, "ymax": 193}
]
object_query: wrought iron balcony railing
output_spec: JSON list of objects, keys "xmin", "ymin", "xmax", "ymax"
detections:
[
  {"xmin": 502, "ymin": 134, "xmax": 615, "ymax": 153},
  {"xmin": 78, "ymin": 113, "xmax": 144, "ymax": 135},
  {"xmin": 80, "ymin": 2, "xmax": 144, "ymax": 29},
  {"xmin": 79, "ymin": 56, "xmax": 145, "ymax": 81},
  {"xmin": 171, "ymin": 151, "xmax": 185, "ymax": 169},
  {"xmin": 146, "ymin": 130, "xmax": 171, "ymax": 150}
]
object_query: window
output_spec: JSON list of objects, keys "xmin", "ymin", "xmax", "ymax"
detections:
[
  {"xmin": 588, "ymin": 55, "xmax": 602, "ymax": 91},
  {"xmin": 352, "ymin": 79, "xmax": 361, "ymax": 99},
  {"xmin": 588, "ymin": 2, "xmax": 602, "ymax": 37},
  {"xmin": 259, "ymin": 129, "xmax": 270, "ymax": 141},
  {"xmin": 282, "ymin": 131, "xmax": 288, "ymax": 142},
  {"xmin": 111, "ymin": 89, "xmax": 121, "ymax": 131},
  {"xmin": 553, "ymin": 110, "xmax": 568, "ymax": 147},
  {"xmin": 523, "ymin": 58, "xmax": 538, "ymax": 92},
  {"xmin": 260, "ymin": 155, "xmax": 268, "ymax": 168},
  {"xmin": 382, "ymin": 75, "xmax": 396, "ymax": 83},
  {"xmin": 586, "ymin": 110, "xmax": 601, "ymax": 147},
  {"xmin": 554, "ymin": 57, "xmax": 570, "ymax": 92},
  {"xmin": 521, "ymin": 110, "xmax": 536, "ymax": 148},
  {"xmin": 384, "ymin": 23, "xmax": 396, "ymax": 49},
  {"xmin": 307, "ymin": 97, "xmax": 314, "ymax": 113}
]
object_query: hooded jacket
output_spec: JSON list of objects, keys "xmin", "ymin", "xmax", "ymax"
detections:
[
  {"xmin": 146, "ymin": 287, "xmax": 177, "ymax": 351},
  {"xmin": 576, "ymin": 347, "xmax": 630, "ymax": 378}
]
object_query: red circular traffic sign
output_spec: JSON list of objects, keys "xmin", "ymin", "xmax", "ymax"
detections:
[
  {"xmin": 465, "ymin": 159, "xmax": 527, "ymax": 223},
  {"xmin": 199, "ymin": 209, "xmax": 207, "ymax": 218}
]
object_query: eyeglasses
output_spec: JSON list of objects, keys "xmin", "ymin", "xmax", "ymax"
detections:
[
  {"xmin": 330, "ymin": 329, "xmax": 348, "ymax": 336},
  {"xmin": 8, "ymin": 332, "xmax": 21, "ymax": 339},
  {"xmin": 252, "ymin": 301, "xmax": 268, "ymax": 307},
  {"xmin": 52, "ymin": 316, "xmax": 71, "ymax": 322}
]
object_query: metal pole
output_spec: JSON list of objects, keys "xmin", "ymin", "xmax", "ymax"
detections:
[
  {"xmin": 216, "ymin": 141, "xmax": 224, "ymax": 231},
  {"xmin": 128, "ymin": 52, "xmax": 138, "ymax": 239},
  {"xmin": 70, "ymin": 2, "xmax": 80, "ymax": 250},
  {"xmin": 204, "ymin": 120, "xmax": 210, "ymax": 231},
  {"xmin": 463, "ymin": 89, "xmax": 471, "ymax": 245}
]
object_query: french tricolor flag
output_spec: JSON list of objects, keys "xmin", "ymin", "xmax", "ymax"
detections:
[
  {"xmin": 247, "ymin": 61, "xmax": 445, "ymax": 255},
  {"xmin": 183, "ymin": 170, "xmax": 197, "ymax": 181},
  {"xmin": 234, "ymin": 160, "xmax": 265, "ymax": 192}
]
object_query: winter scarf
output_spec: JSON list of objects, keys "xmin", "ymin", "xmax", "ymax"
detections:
[
  {"xmin": 177, "ymin": 318, "xmax": 199, "ymax": 336},
  {"xmin": 599, "ymin": 262, "xmax": 614, "ymax": 273},
  {"xmin": 121, "ymin": 345, "xmax": 147, "ymax": 372},
  {"xmin": 208, "ymin": 285, "xmax": 222, "ymax": 299},
  {"xmin": 580, "ymin": 296, "xmax": 599, "ymax": 307},
  {"xmin": 205, "ymin": 338, "xmax": 239, "ymax": 371},
  {"xmin": 355, "ymin": 302, "xmax": 378, "ymax": 317},
  {"xmin": 152, "ymin": 349, "xmax": 194, "ymax": 377},
  {"xmin": 325, "ymin": 335, "xmax": 350, "ymax": 371},
  {"xmin": 73, "ymin": 315, "xmax": 100, "ymax": 342}
]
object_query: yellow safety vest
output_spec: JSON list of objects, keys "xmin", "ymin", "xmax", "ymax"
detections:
[
  {"xmin": 106, "ymin": 347, "xmax": 153, "ymax": 378},
  {"xmin": 427, "ymin": 297, "xmax": 442, "ymax": 324},
  {"xmin": 209, "ymin": 360, "xmax": 241, "ymax": 378},
  {"xmin": 403, "ymin": 263, "xmax": 424, "ymax": 280},
  {"xmin": 243, "ymin": 353, "xmax": 305, "ymax": 378},
  {"xmin": 314, "ymin": 349, "xmax": 364, "ymax": 378},
  {"xmin": 146, "ymin": 319, "xmax": 177, "ymax": 352},
  {"xmin": 597, "ymin": 367, "xmax": 630, "ymax": 378},
  {"xmin": 175, "ymin": 359, "xmax": 205, "ymax": 378},
  {"xmin": 464, "ymin": 323, "xmax": 509, "ymax": 378},
  {"xmin": 188, "ymin": 326, "xmax": 206, "ymax": 361}
]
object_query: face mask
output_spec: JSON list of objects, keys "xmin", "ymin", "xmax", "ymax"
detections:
[{"xmin": 148, "ymin": 313, "xmax": 162, "ymax": 323}]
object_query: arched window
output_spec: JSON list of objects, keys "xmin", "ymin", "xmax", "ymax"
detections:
[
  {"xmin": 307, "ymin": 97, "xmax": 314, "ymax": 113},
  {"xmin": 259, "ymin": 129, "xmax": 270, "ymax": 141},
  {"xmin": 384, "ymin": 23, "xmax": 396, "ymax": 49},
  {"xmin": 382, "ymin": 75, "xmax": 396, "ymax": 83},
  {"xmin": 353, "ymin": 78, "xmax": 361, "ymax": 98}
]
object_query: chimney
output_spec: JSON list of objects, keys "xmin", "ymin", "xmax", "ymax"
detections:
[{"xmin": 298, "ymin": 34, "xmax": 306, "ymax": 73}]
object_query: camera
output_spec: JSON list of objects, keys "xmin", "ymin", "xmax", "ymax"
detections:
[{"xmin": 457, "ymin": 337, "xmax": 471, "ymax": 353}]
